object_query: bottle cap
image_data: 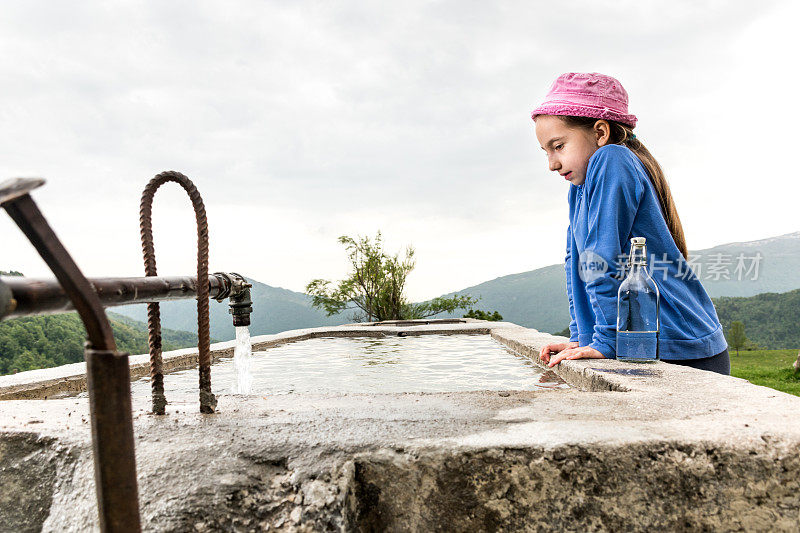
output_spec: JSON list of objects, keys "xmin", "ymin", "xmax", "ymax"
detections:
[{"xmin": 631, "ymin": 237, "xmax": 646, "ymax": 245}]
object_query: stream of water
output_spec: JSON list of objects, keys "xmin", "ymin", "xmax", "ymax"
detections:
[{"xmin": 232, "ymin": 325, "xmax": 253, "ymax": 394}]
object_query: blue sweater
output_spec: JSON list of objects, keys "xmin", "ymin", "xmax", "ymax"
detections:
[{"xmin": 566, "ymin": 144, "xmax": 728, "ymax": 360}]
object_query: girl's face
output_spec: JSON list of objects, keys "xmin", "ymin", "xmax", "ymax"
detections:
[{"xmin": 535, "ymin": 115, "xmax": 609, "ymax": 186}]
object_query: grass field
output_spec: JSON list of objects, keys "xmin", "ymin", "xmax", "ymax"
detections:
[{"xmin": 730, "ymin": 349, "xmax": 800, "ymax": 397}]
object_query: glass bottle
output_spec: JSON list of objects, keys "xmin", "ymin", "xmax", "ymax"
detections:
[{"xmin": 616, "ymin": 237, "xmax": 660, "ymax": 362}]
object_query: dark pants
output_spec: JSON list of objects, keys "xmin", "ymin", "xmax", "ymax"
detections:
[{"xmin": 663, "ymin": 348, "xmax": 730, "ymax": 375}]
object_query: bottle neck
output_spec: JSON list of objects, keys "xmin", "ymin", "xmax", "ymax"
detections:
[{"xmin": 629, "ymin": 244, "xmax": 648, "ymax": 269}]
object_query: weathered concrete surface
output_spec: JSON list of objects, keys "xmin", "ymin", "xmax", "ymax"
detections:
[{"xmin": 1, "ymin": 320, "xmax": 800, "ymax": 531}]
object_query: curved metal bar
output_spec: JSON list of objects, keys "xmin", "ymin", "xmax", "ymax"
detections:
[{"xmin": 140, "ymin": 171, "xmax": 216, "ymax": 414}]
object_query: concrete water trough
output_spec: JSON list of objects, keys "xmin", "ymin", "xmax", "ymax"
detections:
[{"xmin": 1, "ymin": 319, "xmax": 799, "ymax": 531}]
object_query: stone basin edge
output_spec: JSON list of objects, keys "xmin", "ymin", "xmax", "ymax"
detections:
[{"xmin": 0, "ymin": 318, "xmax": 786, "ymax": 401}]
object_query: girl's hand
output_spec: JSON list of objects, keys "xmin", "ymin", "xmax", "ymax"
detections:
[
  {"xmin": 545, "ymin": 345, "xmax": 606, "ymax": 367},
  {"xmin": 539, "ymin": 341, "xmax": 579, "ymax": 364}
]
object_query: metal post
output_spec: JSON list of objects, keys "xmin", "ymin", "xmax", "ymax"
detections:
[{"xmin": 0, "ymin": 178, "xmax": 141, "ymax": 533}]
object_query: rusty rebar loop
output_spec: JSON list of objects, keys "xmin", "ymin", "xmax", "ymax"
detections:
[{"xmin": 140, "ymin": 171, "xmax": 216, "ymax": 414}]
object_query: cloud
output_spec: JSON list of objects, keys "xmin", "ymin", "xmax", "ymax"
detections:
[{"xmin": 1, "ymin": 0, "xmax": 796, "ymax": 300}]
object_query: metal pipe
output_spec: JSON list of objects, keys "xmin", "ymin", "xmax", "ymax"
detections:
[
  {"xmin": 1, "ymin": 177, "xmax": 141, "ymax": 533},
  {"xmin": 0, "ymin": 274, "xmax": 231, "ymax": 319}
]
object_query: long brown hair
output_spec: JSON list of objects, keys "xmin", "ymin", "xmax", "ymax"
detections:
[{"xmin": 560, "ymin": 115, "xmax": 689, "ymax": 260}]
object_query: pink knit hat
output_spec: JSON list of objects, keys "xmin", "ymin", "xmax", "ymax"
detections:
[{"xmin": 531, "ymin": 72, "xmax": 637, "ymax": 128}]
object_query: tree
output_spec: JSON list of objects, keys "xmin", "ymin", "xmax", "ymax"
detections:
[
  {"xmin": 726, "ymin": 321, "xmax": 748, "ymax": 356},
  {"xmin": 306, "ymin": 232, "xmax": 476, "ymax": 322},
  {"xmin": 0, "ymin": 312, "xmax": 202, "ymax": 375},
  {"xmin": 463, "ymin": 309, "xmax": 503, "ymax": 322}
]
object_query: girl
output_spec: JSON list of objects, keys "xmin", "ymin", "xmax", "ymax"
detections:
[{"xmin": 532, "ymin": 72, "xmax": 730, "ymax": 375}]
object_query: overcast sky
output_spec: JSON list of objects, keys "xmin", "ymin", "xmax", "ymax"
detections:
[{"xmin": 1, "ymin": 0, "xmax": 797, "ymax": 301}]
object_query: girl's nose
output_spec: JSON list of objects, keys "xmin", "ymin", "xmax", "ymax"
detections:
[{"xmin": 549, "ymin": 158, "xmax": 560, "ymax": 172}]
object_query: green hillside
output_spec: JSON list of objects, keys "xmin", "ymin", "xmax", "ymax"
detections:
[
  {"xmin": 0, "ymin": 311, "xmax": 203, "ymax": 375},
  {"xmin": 714, "ymin": 290, "xmax": 800, "ymax": 349}
]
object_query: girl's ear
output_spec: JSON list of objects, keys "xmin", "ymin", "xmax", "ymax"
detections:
[{"xmin": 593, "ymin": 120, "xmax": 611, "ymax": 147}]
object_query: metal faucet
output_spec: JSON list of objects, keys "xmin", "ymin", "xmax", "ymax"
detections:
[{"xmin": 216, "ymin": 272, "xmax": 253, "ymax": 327}]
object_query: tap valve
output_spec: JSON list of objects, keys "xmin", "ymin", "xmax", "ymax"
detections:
[{"xmin": 213, "ymin": 272, "xmax": 253, "ymax": 327}]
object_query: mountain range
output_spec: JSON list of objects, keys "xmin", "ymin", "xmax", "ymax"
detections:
[
  {"xmin": 433, "ymin": 231, "xmax": 800, "ymax": 333},
  {"xmin": 109, "ymin": 231, "xmax": 800, "ymax": 340}
]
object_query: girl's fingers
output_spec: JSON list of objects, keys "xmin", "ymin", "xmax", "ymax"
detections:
[
  {"xmin": 540, "ymin": 347, "xmax": 551, "ymax": 363},
  {"xmin": 548, "ymin": 348, "xmax": 593, "ymax": 366},
  {"xmin": 542, "ymin": 343, "xmax": 585, "ymax": 366},
  {"xmin": 548, "ymin": 347, "xmax": 606, "ymax": 366},
  {"xmin": 540, "ymin": 343, "xmax": 559, "ymax": 363},
  {"xmin": 548, "ymin": 348, "xmax": 574, "ymax": 367}
]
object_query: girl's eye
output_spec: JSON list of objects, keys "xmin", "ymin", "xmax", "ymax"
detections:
[{"xmin": 555, "ymin": 144, "xmax": 564, "ymax": 150}]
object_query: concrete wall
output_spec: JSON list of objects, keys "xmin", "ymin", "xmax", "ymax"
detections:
[{"xmin": 1, "ymin": 320, "xmax": 799, "ymax": 531}]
